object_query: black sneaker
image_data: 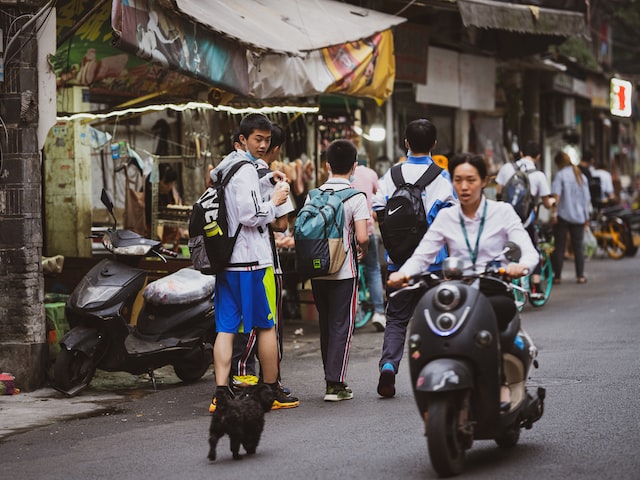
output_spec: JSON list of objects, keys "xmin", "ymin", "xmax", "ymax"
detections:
[
  {"xmin": 270, "ymin": 385, "xmax": 299, "ymax": 410},
  {"xmin": 377, "ymin": 364, "xmax": 396, "ymax": 398}
]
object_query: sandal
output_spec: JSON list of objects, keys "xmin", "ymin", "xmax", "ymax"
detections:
[{"xmin": 577, "ymin": 277, "xmax": 587, "ymax": 284}]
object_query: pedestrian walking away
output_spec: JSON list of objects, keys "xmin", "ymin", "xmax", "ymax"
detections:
[
  {"xmin": 550, "ymin": 151, "xmax": 591, "ymax": 284},
  {"xmin": 372, "ymin": 118, "xmax": 456, "ymax": 398},
  {"xmin": 495, "ymin": 141, "xmax": 556, "ymax": 300},
  {"xmin": 300, "ymin": 139, "xmax": 370, "ymax": 402},
  {"xmin": 351, "ymin": 154, "xmax": 387, "ymax": 331}
]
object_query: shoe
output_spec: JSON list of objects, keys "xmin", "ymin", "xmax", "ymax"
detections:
[
  {"xmin": 377, "ymin": 363, "xmax": 396, "ymax": 398},
  {"xmin": 278, "ymin": 381, "xmax": 291, "ymax": 396},
  {"xmin": 209, "ymin": 386, "xmax": 235, "ymax": 413},
  {"xmin": 271, "ymin": 385, "xmax": 300, "ymax": 410},
  {"xmin": 529, "ymin": 292, "xmax": 545, "ymax": 300},
  {"xmin": 232, "ymin": 375, "xmax": 259, "ymax": 390},
  {"xmin": 577, "ymin": 277, "xmax": 587, "ymax": 284},
  {"xmin": 553, "ymin": 277, "xmax": 561, "ymax": 285},
  {"xmin": 324, "ymin": 382, "xmax": 354, "ymax": 402},
  {"xmin": 371, "ymin": 313, "xmax": 386, "ymax": 332}
]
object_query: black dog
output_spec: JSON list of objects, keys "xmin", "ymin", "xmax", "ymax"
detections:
[{"xmin": 207, "ymin": 383, "xmax": 274, "ymax": 461}]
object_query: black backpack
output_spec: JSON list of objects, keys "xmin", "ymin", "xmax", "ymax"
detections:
[
  {"xmin": 502, "ymin": 161, "xmax": 535, "ymax": 223},
  {"xmin": 187, "ymin": 160, "xmax": 250, "ymax": 275},
  {"xmin": 380, "ymin": 163, "xmax": 442, "ymax": 265}
]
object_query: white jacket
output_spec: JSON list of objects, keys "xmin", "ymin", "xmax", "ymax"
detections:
[{"xmin": 210, "ymin": 151, "xmax": 277, "ymax": 270}]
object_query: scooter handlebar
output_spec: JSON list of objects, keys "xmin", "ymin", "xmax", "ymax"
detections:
[{"xmin": 157, "ymin": 246, "xmax": 179, "ymax": 258}]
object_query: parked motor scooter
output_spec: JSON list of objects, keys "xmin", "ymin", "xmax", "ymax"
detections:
[
  {"xmin": 399, "ymin": 242, "xmax": 545, "ymax": 477},
  {"xmin": 53, "ymin": 189, "xmax": 215, "ymax": 397}
]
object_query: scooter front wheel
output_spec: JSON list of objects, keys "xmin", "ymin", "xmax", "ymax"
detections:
[
  {"xmin": 173, "ymin": 344, "xmax": 213, "ymax": 383},
  {"xmin": 427, "ymin": 393, "xmax": 467, "ymax": 477},
  {"xmin": 53, "ymin": 348, "xmax": 96, "ymax": 396}
]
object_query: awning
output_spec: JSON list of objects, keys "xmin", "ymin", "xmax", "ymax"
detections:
[
  {"xmin": 457, "ymin": 0, "xmax": 588, "ymax": 37},
  {"xmin": 112, "ymin": 0, "xmax": 405, "ymax": 104},
  {"xmin": 171, "ymin": 0, "xmax": 406, "ymax": 56}
]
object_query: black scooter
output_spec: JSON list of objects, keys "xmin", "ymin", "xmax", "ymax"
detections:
[
  {"xmin": 53, "ymin": 189, "xmax": 215, "ymax": 397},
  {"xmin": 399, "ymin": 242, "xmax": 545, "ymax": 477}
]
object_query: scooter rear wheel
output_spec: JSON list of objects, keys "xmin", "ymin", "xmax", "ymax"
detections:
[
  {"xmin": 427, "ymin": 393, "xmax": 466, "ymax": 477},
  {"xmin": 53, "ymin": 348, "xmax": 96, "ymax": 396},
  {"xmin": 173, "ymin": 345, "xmax": 212, "ymax": 383}
]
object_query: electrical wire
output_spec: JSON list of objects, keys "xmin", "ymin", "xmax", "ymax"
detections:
[{"xmin": 4, "ymin": 1, "xmax": 56, "ymax": 66}]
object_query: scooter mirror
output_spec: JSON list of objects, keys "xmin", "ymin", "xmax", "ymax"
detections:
[
  {"xmin": 503, "ymin": 241, "xmax": 522, "ymax": 262},
  {"xmin": 100, "ymin": 188, "xmax": 118, "ymax": 230},
  {"xmin": 101, "ymin": 189, "xmax": 114, "ymax": 212},
  {"xmin": 442, "ymin": 257, "xmax": 464, "ymax": 280}
]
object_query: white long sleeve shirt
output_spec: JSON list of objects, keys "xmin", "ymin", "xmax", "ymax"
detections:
[
  {"xmin": 210, "ymin": 152, "xmax": 278, "ymax": 270},
  {"xmin": 400, "ymin": 197, "xmax": 539, "ymax": 277}
]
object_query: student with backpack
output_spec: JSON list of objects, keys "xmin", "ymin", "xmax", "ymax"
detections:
[
  {"xmin": 229, "ymin": 124, "xmax": 296, "ymax": 397},
  {"xmin": 371, "ymin": 119, "xmax": 456, "ymax": 398},
  {"xmin": 495, "ymin": 141, "xmax": 555, "ymax": 299},
  {"xmin": 295, "ymin": 139, "xmax": 369, "ymax": 401},
  {"xmin": 206, "ymin": 114, "xmax": 299, "ymax": 411}
]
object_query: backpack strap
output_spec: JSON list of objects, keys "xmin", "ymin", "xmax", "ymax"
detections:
[
  {"xmin": 413, "ymin": 163, "xmax": 443, "ymax": 190},
  {"xmin": 390, "ymin": 164, "xmax": 405, "ymax": 187},
  {"xmin": 221, "ymin": 160, "xmax": 251, "ymax": 186},
  {"xmin": 390, "ymin": 163, "xmax": 442, "ymax": 190}
]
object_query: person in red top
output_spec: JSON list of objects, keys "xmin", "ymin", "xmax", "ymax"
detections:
[{"xmin": 351, "ymin": 156, "xmax": 387, "ymax": 331}]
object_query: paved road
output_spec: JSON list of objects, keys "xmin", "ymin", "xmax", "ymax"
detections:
[{"xmin": 1, "ymin": 253, "xmax": 639, "ymax": 479}]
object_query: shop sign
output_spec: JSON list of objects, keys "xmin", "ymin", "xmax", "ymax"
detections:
[
  {"xmin": 586, "ymin": 76, "xmax": 608, "ymax": 109},
  {"xmin": 610, "ymin": 78, "xmax": 632, "ymax": 117}
]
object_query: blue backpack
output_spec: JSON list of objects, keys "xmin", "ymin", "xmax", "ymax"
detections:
[{"xmin": 294, "ymin": 187, "xmax": 363, "ymax": 279}]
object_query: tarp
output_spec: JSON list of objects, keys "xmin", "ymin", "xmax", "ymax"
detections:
[
  {"xmin": 172, "ymin": 0, "xmax": 405, "ymax": 56},
  {"xmin": 53, "ymin": 0, "xmax": 403, "ymax": 108},
  {"xmin": 111, "ymin": 0, "xmax": 403, "ymax": 104}
]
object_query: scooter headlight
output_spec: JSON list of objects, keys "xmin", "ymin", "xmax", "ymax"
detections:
[
  {"xmin": 433, "ymin": 285, "xmax": 461, "ymax": 311},
  {"xmin": 436, "ymin": 313, "xmax": 457, "ymax": 331}
]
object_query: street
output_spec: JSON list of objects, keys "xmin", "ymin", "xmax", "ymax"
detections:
[{"xmin": 1, "ymin": 253, "xmax": 639, "ymax": 480}]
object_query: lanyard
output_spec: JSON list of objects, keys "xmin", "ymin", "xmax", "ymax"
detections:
[{"xmin": 459, "ymin": 200, "xmax": 487, "ymax": 270}]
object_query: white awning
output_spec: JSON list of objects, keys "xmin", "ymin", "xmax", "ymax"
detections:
[{"xmin": 172, "ymin": 0, "xmax": 406, "ymax": 56}]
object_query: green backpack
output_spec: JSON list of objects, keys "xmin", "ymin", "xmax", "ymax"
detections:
[{"xmin": 294, "ymin": 187, "xmax": 363, "ymax": 279}]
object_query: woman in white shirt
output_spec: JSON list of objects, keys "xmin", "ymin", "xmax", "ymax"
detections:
[{"xmin": 388, "ymin": 153, "xmax": 539, "ymax": 331}]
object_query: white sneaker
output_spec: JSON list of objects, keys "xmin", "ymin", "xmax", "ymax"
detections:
[{"xmin": 371, "ymin": 313, "xmax": 386, "ymax": 332}]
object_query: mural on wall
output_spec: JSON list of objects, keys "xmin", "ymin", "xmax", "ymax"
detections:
[
  {"xmin": 112, "ymin": 0, "xmax": 249, "ymax": 96},
  {"xmin": 53, "ymin": 0, "xmax": 200, "ymax": 102}
]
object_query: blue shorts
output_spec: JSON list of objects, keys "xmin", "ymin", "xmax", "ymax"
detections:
[{"xmin": 214, "ymin": 267, "xmax": 276, "ymax": 334}]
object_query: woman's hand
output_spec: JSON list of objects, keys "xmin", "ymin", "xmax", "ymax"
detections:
[
  {"xmin": 387, "ymin": 271, "xmax": 409, "ymax": 289},
  {"xmin": 505, "ymin": 263, "xmax": 529, "ymax": 279}
]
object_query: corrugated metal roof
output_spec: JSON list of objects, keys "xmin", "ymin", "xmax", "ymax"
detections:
[
  {"xmin": 173, "ymin": 0, "xmax": 406, "ymax": 56},
  {"xmin": 457, "ymin": 0, "xmax": 588, "ymax": 37}
]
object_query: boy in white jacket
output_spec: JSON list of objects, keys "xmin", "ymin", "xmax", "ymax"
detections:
[{"xmin": 209, "ymin": 114, "xmax": 299, "ymax": 410}]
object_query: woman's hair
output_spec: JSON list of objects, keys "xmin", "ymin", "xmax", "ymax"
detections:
[
  {"xmin": 448, "ymin": 152, "xmax": 488, "ymax": 179},
  {"xmin": 554, "ymin": 151, "xmax": 584, "ymax": 185}
]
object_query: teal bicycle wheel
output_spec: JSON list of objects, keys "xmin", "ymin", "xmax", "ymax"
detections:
[
  {"xmin": 354, "ymin": 265, "xmax": 374, "ymax": 329},
  {"xmin": 530, "ymin": 251, "xmax": 553, "ymax": 308}
]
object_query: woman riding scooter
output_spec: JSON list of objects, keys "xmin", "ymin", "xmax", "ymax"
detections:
[{"xmin": 387, "ymin": 153, "xmax": 539, "ymax": 408}]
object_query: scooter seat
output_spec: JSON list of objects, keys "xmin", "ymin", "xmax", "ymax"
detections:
[{"xmin": 143, "ymin": 268, "xmax": 216, "ymax": 305}]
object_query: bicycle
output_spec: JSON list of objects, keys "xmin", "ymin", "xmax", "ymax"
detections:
[
  {"xmin": 512, "ymin": 222, "xmax": 554, "ymax": 311},
  {"xmin": 354, "ymin": 263, "xmax": 374, "ymax": 329}
]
